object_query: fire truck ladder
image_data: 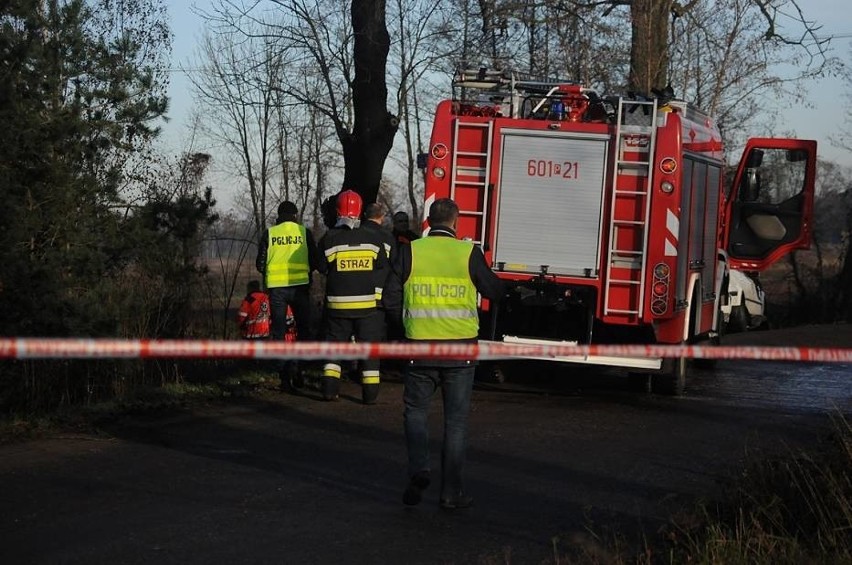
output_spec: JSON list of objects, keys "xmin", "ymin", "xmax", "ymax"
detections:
[
  {"xmin": 603, "ymin": 97, "xmax": 659, "ymax": 318},
  {"xmin": 450, "ymin": 120, "xmax": 494, "ymax": 246}
]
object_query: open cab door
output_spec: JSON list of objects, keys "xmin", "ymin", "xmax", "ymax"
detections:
[{"xmin": 723, "ymin": 138, "xmax": 817, "ymax": 270}]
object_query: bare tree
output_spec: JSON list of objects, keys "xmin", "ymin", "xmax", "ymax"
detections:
[
  {"xmin": 205, "ymin": 212, "xmax": 258, "ymax": 338},
  {"xmin": 572, "ymin": 1, "xmax": 831, "ymax": 93},
  {"xmin": 216, "ymin": 0, "xmax": 398, "ymax": 206},
  {"xmin": 668, "ymin": 0, "xmax": 840, "ymax": 144},
  {"xmin": 199, "ymin": 0, "xmax": 391, "ymax": 214},
  {"xmin": 188, "ymin": 28, "xmax": 281, "ymax": 235},
  {"xmin": 387, "ymin": 0, "xmax": 457, "ymax": 220},
  {"xmin": 189, "ymin": 6, "xmax": 341, "ymax": 338},
  {"xmin": 346, "ymin": 0, "xmax": 399, "ymax": 204},
  {"xmin": 831, "ymin": 43, "xmax": 852, "ymax": 154},
  {"xmin": 456, "ymin": 2, "xmax": 832, "ymax": 86}
]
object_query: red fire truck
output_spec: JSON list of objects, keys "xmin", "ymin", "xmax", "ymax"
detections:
[{"xmin": 418, "ymin": 68, "xmax": 817, "ymax": 394}]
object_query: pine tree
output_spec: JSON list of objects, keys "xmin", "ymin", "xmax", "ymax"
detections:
[{"xmin": 0, "ymin": 0, "xmax": 171, "ymax": 336}]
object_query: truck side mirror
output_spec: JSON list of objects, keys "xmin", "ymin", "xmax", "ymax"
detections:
[{"xmin": 740, "ymin": 168, "xmax": 760, "ymax": 202}]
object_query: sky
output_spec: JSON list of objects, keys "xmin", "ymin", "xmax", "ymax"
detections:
[{"xmin": 159, "ymin": 1, "xmax": 852, "ymax": 210}]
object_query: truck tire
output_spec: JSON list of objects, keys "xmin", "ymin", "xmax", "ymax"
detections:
[
  {"xmin": 475, "ymin": 362, "xmax": 505, "ymax": 384},
  {"xmin": 696, "ymin": 289, "xmax": 726, "ymax": 369},
  {"xmin": 627, "ymin": 372, "xmax": 652, "ymax": 393},
  {"xmin": 711, "ymin": 276, "xmax": 728, "ymax": 346},
  {"xmin": 653, "ymin": 289, "xmax": 697, "ymax": 396},
  {"xmin": 728, "ymin": 305, "xmax": 749, "ymax": 333},
  {"xmin": 654, "ymin": 357, "xmax": 687, "ymax": 396}
]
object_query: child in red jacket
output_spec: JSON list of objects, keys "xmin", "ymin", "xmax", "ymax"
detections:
[{"xmin": 237, "ymin": 280, "xmax": 271, "ymax": 339}]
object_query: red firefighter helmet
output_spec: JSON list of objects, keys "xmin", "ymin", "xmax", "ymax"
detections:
[{"xmin": 336, "ymin": 190, "xmax": 363, "ymax": 218}]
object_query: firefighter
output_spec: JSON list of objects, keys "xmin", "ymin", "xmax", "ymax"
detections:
[
  {"xmin": 236, "ymin": 280, "xmax": 271, "ymax": 340},
  {"xmin": 383, "ymin": 197, "xmax": 504, "ymax": 509},
  {"xmin": 392, "ymin": 211, "xmax": 420, "ymax": 245},
  {"xmin": 318, "ymin": 190, "xmax": 389, "ymax": 404},
  {"xmin": 256, "ymin": 200, "xmax": 323, "ymax": 393}
]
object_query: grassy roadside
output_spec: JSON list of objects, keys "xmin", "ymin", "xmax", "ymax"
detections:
[
  {"xmin": 0, "ymin": 370, "xmax": 277, "ymax": 445},
  {"xmin": 551, "ymin": 412, "xmax": 852, "ymax": 564}
]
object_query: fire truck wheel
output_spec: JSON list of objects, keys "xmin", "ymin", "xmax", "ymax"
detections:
[
  {"xmin": 491, "ymin": 366, "xmax": 506, "ymax": 384},
  {"xmin": 475, "ymin": 363, "xmax": 506, "ymax": 384},
  {"xmin": 627, "ymin": 372, "xmax": 652, "ymax": 393},
  {"xmin": 711, "ymin": 277, "xmax": 728, "ymax": 347},
  {"xmin": 654, "ymin": 357, "xmax": 687, "ymax": 396},
  {"xmin": 696, "ymin": 298, "xmax": 726, "ymax": 369},
  {"xmin": 728, "ymin": 305, "xmax": 750, "ymax": 333},
  {"xmin": 655, "ymin": 289, "xmax": 699, "ymax": 395}
]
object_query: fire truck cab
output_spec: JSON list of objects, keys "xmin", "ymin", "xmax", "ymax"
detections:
[{"xmin": 418, "ymin": 68, "xmax": 817, "ymax": 394}]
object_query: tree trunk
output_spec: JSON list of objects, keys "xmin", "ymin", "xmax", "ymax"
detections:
[
  {"xmin": 345, "ymin": 0, "xmax": 398, "ymax": 205},
  {"xmin": 629, "ymin": 0, "xmax": 672, "ymax": 93}
]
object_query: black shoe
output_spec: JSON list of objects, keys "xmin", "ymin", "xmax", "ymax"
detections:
[
  {"xmin": 278, "ymin": 372, "xmax": 297, "ymax": 394},
  {"xmin": 362, "ymin": 383, "xmax": 379, "ymax": 405},
  {"xmin": 292, "ymin": 371, "xmax": 305, "ymax": 390},
  {"xmin": 321, "ymin": 377, "xmax": 339, "ymax": 401},
  {"xmin": 402, "ymin": 473, "xmax": 431, "ymax": 506},
  {"xmin": 440, "ymin": 493, "xmax": 473, "ymax": 509}
]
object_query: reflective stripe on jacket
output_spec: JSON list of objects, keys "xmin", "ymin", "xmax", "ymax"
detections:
[
  {"xmin": 237, "ymin": 291, "xmax": 271, "ymax": 338},
  {"xmin": 403, "ymin": 237, "xmax": 478, "ymax": 339},
  {"xmin": 324, "ymin": 242, "xmax": 381, "ymax": 310},
  {"xmin": 266, "ymin": 222, "xmax": 310, "ymax": 287}
]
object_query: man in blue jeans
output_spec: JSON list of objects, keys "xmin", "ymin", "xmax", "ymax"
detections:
[{"xmin": 384, "ymin": 198, "xmax": 503, "ymax": 509}]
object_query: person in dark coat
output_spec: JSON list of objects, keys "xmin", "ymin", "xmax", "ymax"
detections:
[{"xmin": 392, "ymin": 211, "xmax": 420, "ymax": 244}]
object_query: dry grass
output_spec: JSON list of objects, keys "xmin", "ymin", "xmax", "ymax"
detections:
[{"xmin": 544, "ymin": 412, "xmax": 852, "ymax": 564}]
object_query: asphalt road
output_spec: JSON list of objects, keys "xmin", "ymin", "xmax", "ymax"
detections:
[{"xmin": 2, "ymin": 349, "xmax": 849, "ymax": 564}]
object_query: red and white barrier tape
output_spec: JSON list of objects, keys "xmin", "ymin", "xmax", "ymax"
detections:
[{"xmin": 0, "ymin": 338, "xmax": 851, "ymax": 363}]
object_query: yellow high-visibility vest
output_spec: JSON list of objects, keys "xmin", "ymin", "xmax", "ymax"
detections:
[
  {"xmin": 266, "ymin": 222, "xmax": 309, "ymax": 287},
  {"xmin": 403, "ymin": 237, "xmax": 478, "ymax": 340}
]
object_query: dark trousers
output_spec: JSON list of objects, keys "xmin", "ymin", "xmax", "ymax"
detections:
[
  {"xmin": 269, "ymin": 285, "xmax": 313, "ymax": 372},
  {"xmin": 322, "ymin": 311, "xmax": 385, "ymax": 381},
  {"xmin": 403, "ymin": 363, "xmax": 476, "ymax": 499}
]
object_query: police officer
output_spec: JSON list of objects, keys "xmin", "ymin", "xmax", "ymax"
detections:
[
  {"xmin": 384, "ymin": 198, "xmax": 503, "ymax": 509},
  {"xmin": 256, "ymin": 200, "xmax": 322, "ymax": 392},
  {"xmin": 319, "ymin": 190, "xmax": 389, "ymax": 404}
]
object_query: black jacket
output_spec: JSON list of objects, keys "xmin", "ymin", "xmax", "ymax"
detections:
[
  {"xmin": 360, "ymin": 219, "xmax": 397, "ymax": 263},
  {"xmin": 319, "ymin": 225, "xmax": 390, "ymax": 318},
  {"xmin": 360, "ymin": 220, "xmax": 396, "ymax": 308},
  {"xmin": 392, "ymin": 227, "xmax": 420, "ymax": 245}
]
